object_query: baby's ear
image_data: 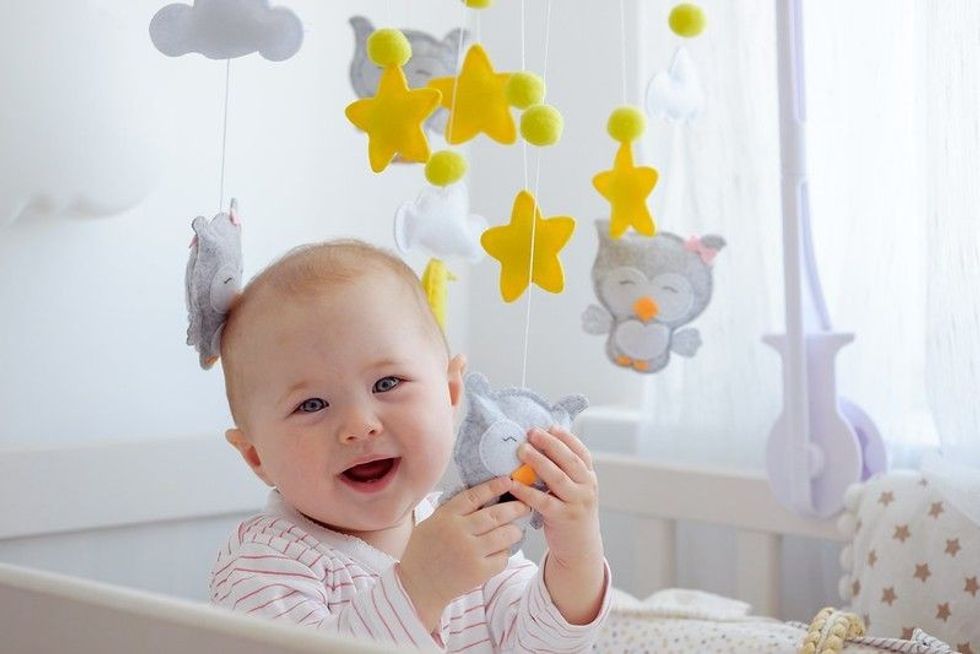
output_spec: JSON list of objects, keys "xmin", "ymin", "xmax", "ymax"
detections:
[
  {"xmin": 225, "ymin": 428, "xmax": 273, "ymax": 487},
  {"xmin": 447, "ymin": 354, "xmax": 467, "ymax": 409}
]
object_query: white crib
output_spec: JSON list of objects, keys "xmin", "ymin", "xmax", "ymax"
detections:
[{"xmin": 0, "ymin": 408, "xmax": 843, "ymax": 653}]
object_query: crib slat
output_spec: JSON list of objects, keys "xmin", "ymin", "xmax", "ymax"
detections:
[
  {"xmin": 632, "ymin": 517, "xmax": 677, "ymax": 598},
  {"xmin": 735, "ymin": 530, "xmax": 782, "ymax": 618}
]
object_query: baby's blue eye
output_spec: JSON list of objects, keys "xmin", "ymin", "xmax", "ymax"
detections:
[
  {"xmin": 297, "ymin": 398, "xmax": 327, "ymax": 413},
  {"xmin": 373, "ymin": 376, "xmax": 401, "ymax": 393}
]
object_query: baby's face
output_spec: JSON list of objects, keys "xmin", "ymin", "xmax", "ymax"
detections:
[{"xmin": 228, "ymin": 274, "xmax": 463, "ymax": 535}]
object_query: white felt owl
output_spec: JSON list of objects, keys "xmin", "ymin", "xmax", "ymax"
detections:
[{"xmin": 583, "ymin": 220, "xmax": 724, "ymax": 374}]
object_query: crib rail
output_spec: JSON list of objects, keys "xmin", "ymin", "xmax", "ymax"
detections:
[
  {"xmin": 0, "ymin": 422, "xmax": 845, "ymax": 618},
  {"xmin": 593, "ymin": 452, "xmax": 845, "ymax": 616}
]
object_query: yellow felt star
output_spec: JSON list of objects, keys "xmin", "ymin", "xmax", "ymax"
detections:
[
  {"xmin": 428, "ymin": 44, "xmax": 516, "ymax": 145},
  {"xmin": 481, "ymin": 190, "xmax": 575, "ymax": 303},
  {"xmin": 345, "ymin": 65, "xmax": 441, "ymax": 172},
  {"xmin": 592, "ymin": 142, "xmax": 659, "ymax": 239}
]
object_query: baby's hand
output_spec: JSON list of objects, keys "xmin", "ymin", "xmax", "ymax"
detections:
[
  {"xmin": 398, "ymin": 476, "xmax": 529, "ymax": 630},
  {"xmin": 508, "ymin": 426, "xmax": 604, "ymax": 570}
]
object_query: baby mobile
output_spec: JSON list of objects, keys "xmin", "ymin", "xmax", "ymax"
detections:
[
  {"xmin": 582, "ymin": 1, "xmax": 726, "ymax": 375},
  {"xmin": 345, "ymin": 0, "xmax": 568, "ymax": 359},
  {"xmin": 345, "ymin": 0, "xmax": 583, "ymax": 541},
  {"xmin": 149, "ymin": 0, "xmax": 303, "ymax": 369}
]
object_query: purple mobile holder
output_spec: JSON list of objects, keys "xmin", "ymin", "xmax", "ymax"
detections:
[{"xmin": 764, "ymin": 0, "xmax": 887, "ymax": 518}]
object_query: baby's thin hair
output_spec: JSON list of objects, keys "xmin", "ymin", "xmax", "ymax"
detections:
[{"xmin": 220, "ymin": 239, "xmax": 447, "ymax": 427}]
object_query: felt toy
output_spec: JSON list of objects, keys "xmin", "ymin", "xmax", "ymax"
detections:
[
  {"xmin": 506, "ymin": 72, "xmax": 546, "ymax": 110},
  {"xmin": 481, "ymin": 190, "xmax": 576, "ymax": 303},
  {"xmin": 668, "ymin": 3, "xmax": 707, "ymax": 38},
  {"xmin": 185, "ymin": 199, "xmax": 243, "ymax": 370},
  {"xmin": 345, "ymin": 29, "xmax": 442, "ymax": 173},
  {"xmin": 149, "ymin": 0, "xmax": 303, "ymax": 61},
  {"xmin": 520, "ymin": 104, "xmax": 564, "ymax": 147},
  {"xmin": 593, "ymin": 106, "xmax": 660, "ymax": 239},
  {"xmin": 647, "ymin": 47, "xmax": 704, "ymax": 123},
  {"xmin": 462, "ymin": 0, "xmax": 493, "ymax": 7},
  {"xmin": 348, "ymin": 17, "xmax": 470, "ymax": 136},
  {"xmin": 428, "ymin": 44, "xmax": 517, "ymax": 145},
  {"xmin": 582, "ymin": 220, "xmax": 724, "ymax": 373},
  {"xmin": 450, "ymin": 372, "xmax": 589, "ymax": 551},
  {"xmin": 393, "ymin": 182, "xmax": 486, "ymax": 262},
  {"xmin": 421, "ymin": 259, "xmax": 456, "ymax": 331},
  {"xmin": 425, "ymin": 150, "xmax": 468, "ymax": 187}
]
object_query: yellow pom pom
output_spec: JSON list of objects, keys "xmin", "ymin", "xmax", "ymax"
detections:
[
  {"xmin": 669, "ymin": 3, "xmax": 707, "ymax": 38},
  {"xmin": 506, "ymin": 72, "xmax": 545, "ymax": 109},
  {"xmin": 462, "ymin": 0, "xmax": 493, "ymax": 7},
  {"xmin": 607, "ymin": 106, "xmax": 645, "ymax": 143},
  {"xmin": 425, "ymin": 150, "xmax": 468, "ymax": 186},
  {"xmin": 367, "ymin": 29, "xmax": 411, "ymax": 67},
  {"xmin": 520, "ymin": 104, "xmax": 563, "ymax": 146}
]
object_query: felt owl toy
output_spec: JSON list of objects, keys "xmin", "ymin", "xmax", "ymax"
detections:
[
  {"xmin": 349, "ymin": 16, "xmax": 470, "ymax": 136},
  {"xmin": 583, "ymin": 219, "xmax": 724, "ymax": 374},
  {"xmin": 450, "ymin": 372, "xmax": 588, "ymax": 551},
  {"xmin": 185, "ymin": 199, "xmax": 243, "ymax": 370}
]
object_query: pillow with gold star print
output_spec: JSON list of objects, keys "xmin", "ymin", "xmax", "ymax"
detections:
[{"xmin": 837, "ymin": 470, "xmax": 979, "ymax": 654}]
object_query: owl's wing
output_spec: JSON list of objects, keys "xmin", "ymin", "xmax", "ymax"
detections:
[
  {"xmin": 671, "ymin": 328, "xmax": 703, "ymax": 357},
  {"xmin": 582, "ymin": 304, "xmax": 613, "ymax": 335}
]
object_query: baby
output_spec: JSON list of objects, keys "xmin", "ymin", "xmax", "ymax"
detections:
[{"xmin": 209, "ymin": 240, "xmax": 611, "ymax": 651}]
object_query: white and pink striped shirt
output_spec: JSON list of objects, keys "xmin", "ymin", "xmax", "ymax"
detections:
[{"xmin": 210, "ymin": 490, "xmax": 611, "ymax": 652}]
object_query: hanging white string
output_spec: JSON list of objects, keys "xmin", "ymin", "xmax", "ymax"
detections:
[
  {"xmin": 620, "ymin": 0, "xmax": 628, "ymax": 105},
  {"xmin": 521, "ymin": 0, "xmax": 529, "ymax": 192},
  {"xmin": 519, "ymin": 0, "xmax": 553, "ymax": 388},
  {"xmin": 218, "ymin": 58, "xmax": 231, "ymax": 211},
  {"xmin": 446, "ymin": 0, "xmax": 468, "ymax": 149}
]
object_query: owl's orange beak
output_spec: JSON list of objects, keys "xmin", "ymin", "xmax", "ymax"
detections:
[{"xmin": 633, "ymin": 296, "xmax": 659, "ymax": 323}]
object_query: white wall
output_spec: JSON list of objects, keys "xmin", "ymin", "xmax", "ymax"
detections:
[{"xmin": 0, "ymin": 0, "xmax": 469, "ymax": 447}]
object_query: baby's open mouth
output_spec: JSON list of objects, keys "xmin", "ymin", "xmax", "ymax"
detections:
[{"xmin": 341, "ymin": 457, "xmax": 399, "ymax": 485}]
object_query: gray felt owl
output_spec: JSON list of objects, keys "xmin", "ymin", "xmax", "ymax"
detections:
[
  {"xmin": 450, "ymin": 373, "xmax": 588, "ymax": 551},
  {"xmin": 349, "ymin": 16, "xmax": 470, "ymax": 136},
  {"xmin": 185, "ymin": 199, "xmax": 243, "ymax": 370},
  {"xmin": 583, "ymin": 219, "xmax": 725, "ymax": 374}
]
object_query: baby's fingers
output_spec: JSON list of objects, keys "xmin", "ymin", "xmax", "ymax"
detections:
[
  {"xmin": 508, "ymin": 481, "xmax": 561, "ymax": 519},
  {"xmin": 478, "ymin": 524, "xmax": 525, "ymax": 556},
  {"xmin": 446, "ymin": 476, "xmax": 512, "ymax": 516},
  {"xmin": 546, "ymin": 425, "xmax": 594, "ymax": 471},
  {"xmin": 470, "ymin": 501, "xmax": 530, "ymax": 535},
  {"xmin": 528, "ymin": 428, "xmax": 592, "ymax": 485}
]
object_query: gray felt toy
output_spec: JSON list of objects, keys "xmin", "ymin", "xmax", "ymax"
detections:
[
  {"xmin": 450, "ymin": 372, "xmax": 588, "ymax": 552},
  {"xmin": 349, "ymin": 16, "xmax": 470, "ymax": 136},
  {"xmin": 185, "ymin": 199, "xmax": 243, "ymax": 370},
  {"xmin": 583, "ymin": 219, "xmax": 724, "ymax": 374}
]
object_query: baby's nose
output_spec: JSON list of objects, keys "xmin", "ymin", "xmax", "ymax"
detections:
[
  {"xmin": 340, "ymin": 421, "xmax": 381, "ymax": 442},
  {"xmin": 633, "ymin": 296, "xmax": 659, "ymax": 322}
]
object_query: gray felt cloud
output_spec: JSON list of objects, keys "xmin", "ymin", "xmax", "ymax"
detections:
[{"xmin": 150, "ymin": 0, "xmax": 303, "ymax": 61}]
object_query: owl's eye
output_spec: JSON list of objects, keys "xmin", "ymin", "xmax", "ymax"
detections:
[
  {"xmin": 663, "ymin": 285, "xmax": 678, "ymax": 293},
  {"xmin": 618, "ymin": 279, "xmax": 635, "ymax": 286}
]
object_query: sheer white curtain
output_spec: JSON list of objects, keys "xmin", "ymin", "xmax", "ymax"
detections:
[
  {"xmin": 637, "ymin": 0, "xmax": 980, "ymax": 470},
  {"xmin": 635, "ymin": 0, "xmax": 978, "ymax": 618}
]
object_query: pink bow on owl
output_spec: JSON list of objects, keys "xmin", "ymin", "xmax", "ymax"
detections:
[{"xmin": 685, "ymin": 236, "xmax": 718, "ymax": 265}]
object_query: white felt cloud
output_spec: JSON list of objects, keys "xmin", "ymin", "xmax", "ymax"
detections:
[
  {"xmin": 393, "ymin": 182, "xmax": 486, "ymax": 262},
  {"xmin": 646, "ymin": 47, "xmax": 704, "ymax": 123},
  {"xmin": 1, "ymin": 2, "xmax": 167, "ymax": 226},
  {"xmin": 150, "ymin": 0, "xmax": 303, "ymax": 61}
]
